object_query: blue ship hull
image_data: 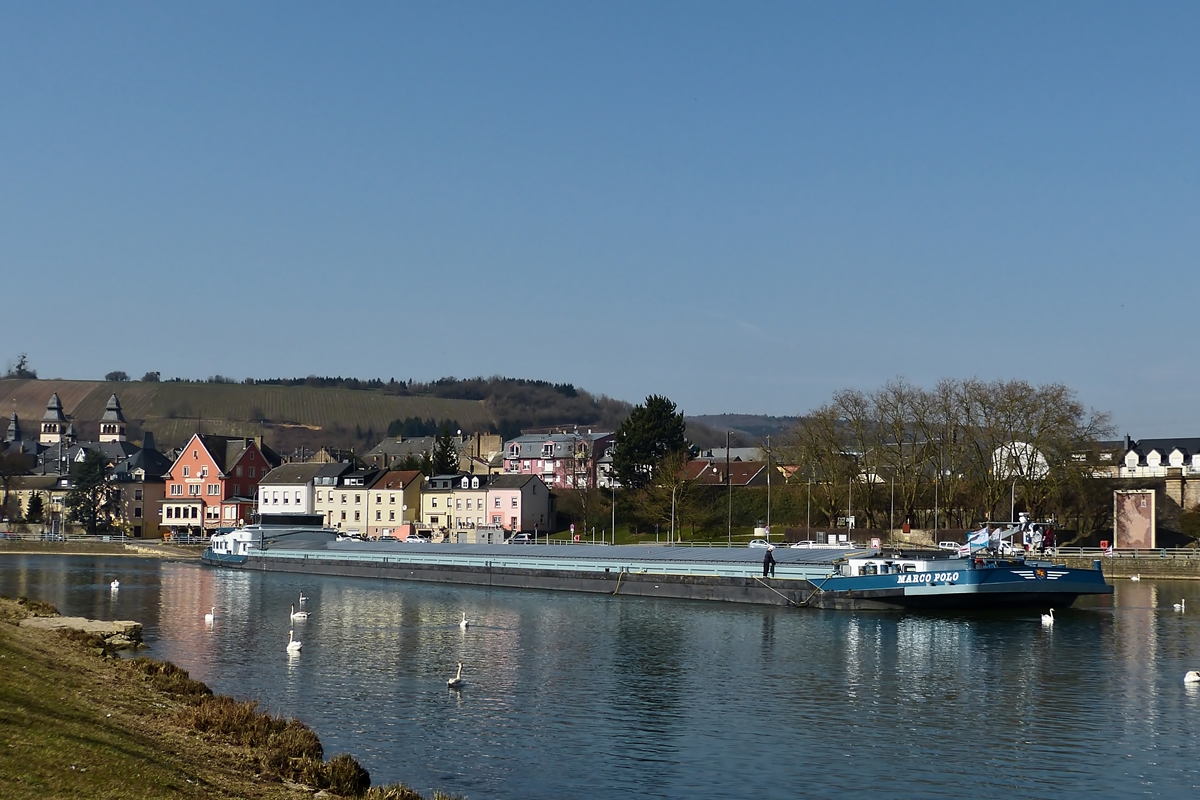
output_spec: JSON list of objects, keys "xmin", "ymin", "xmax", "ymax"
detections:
[{"xmin": 810, "ymin": 557, "xmax": 1113, "ymax": 610}]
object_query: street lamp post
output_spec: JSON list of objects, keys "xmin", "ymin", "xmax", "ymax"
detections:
[
  {"xmin": 726, "ymin": 430, "xmax": 732, "ymax": 546},
  {"xmin": 889, "ymin": 473, "xmax": 894, "ymax": 535},
  {"xmin": 765, "ymin": 435, "xmax": 771, "ymax": 540},
  {"xmin": 934, "ymin": 468, "xmax": 939, "ymax": 533},
  {"xmin": 807, "ymin": 476, "xmax": 812, "ymax": 539},
  {"xmin": 611, "ymin": 434, "xmax": 619, "ymax": 545},
  {"xmin": 670, "ymin": 484, "xmax": 677, "ymax": 546},
  {"xmin": 1010, "ymin": 478, "xmax": 1017, "ymax": 522}
]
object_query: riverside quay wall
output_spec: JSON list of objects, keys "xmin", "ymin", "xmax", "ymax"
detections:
[{"xmin": 1059, "ymin": 550, "xmax": 1200, "ymax": 579}]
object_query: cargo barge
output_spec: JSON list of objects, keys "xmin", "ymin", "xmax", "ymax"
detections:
[{"xmin": 202, "ymin": 521, "xmax": 1114, "ymax": 611}]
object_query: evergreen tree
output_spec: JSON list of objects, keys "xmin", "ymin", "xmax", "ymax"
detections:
[
  {"xmin": 431, "ymin": 425, "xmax": 460, "ymax": 475},
  {"xmin": 65, "ymin": 450, "xmax": 118, "ymax": 534},
  {"xmin": 26, "ymin": 492, "xmax": 44, "ymax": 524},
  {"xmin": 612, "ymin": 395, "xmax": 688, "ymax": 490}
]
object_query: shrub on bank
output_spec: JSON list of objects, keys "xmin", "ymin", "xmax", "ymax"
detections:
[{"xmin": 127, "ymin": 657, "xmax": 213, "ymax": 699}]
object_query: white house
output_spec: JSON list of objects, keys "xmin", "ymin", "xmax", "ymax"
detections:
[{"xmin": 257, "ymin": 463, "xmax": 327, "ymax": 517}]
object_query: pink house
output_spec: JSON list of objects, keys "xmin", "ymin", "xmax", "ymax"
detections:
[
  {"xmin": 485, "ymin": 474, "xmax": 554, "ymax": 533},
  {"xmin": 502, "ymin": 431, "xmax": 614, "ymax": 489}
]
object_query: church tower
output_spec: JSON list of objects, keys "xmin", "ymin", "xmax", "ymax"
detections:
[
  {"xmin": 39, "ymin": 393, "xmax": 67, "ymax": 445},
  {"xmin": 5, "ymin": 411, "xmax": 18, "ymax": 443},
  {"xmin": 99, "ymin": 393, "xmax": 128, "ymax": 443}
]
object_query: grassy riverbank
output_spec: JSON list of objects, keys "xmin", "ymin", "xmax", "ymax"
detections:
[{"xmin": 0, "ymin": 597, "xmax": 459, "ymax": 799}]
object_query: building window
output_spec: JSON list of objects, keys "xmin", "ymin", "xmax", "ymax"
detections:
[
  {"xmin": 376, "ymin": 494, "xmax": 382, "ymax": 504},
  {"xmin": 429, "ymin": 515, "xmax": 439, "ymax": 525},
  {"xmin": 355, "ymin": 494, "xmax": 361, "ymax": 504},
  {"xmin": 171, "ymin": 485, "xmax": 182, "ymax": 496},
  {"xmin": 182, "ymin": 466, "xmax": 190, "ymax": 477},
  {"xmin": 341, "ymin": 511, "xmax": 346, "ymax": 521},
  {"xmin": 208, "ymin": 484, "xmax": 220, "ymax": 496},
  {"xmin": 354, "ymin": 511, "xmax": 360, "ymax": 521},
  {"xmin": 375, "ymin": 510, "xmax": 381, "ymax": 520},
  {"xmin": 134, "ymin": 507, "xmax": 142, "ymax": 518},
  {"xmin": 341, "ymin": 494, "xmax": 347, "ymax": 504},
  {"xmin": 389, "ymin": 494, "xmax": 395, "ymax": 504},
  {"xmin": 193, "ymin": 450, "xmax": 198, "ymax": 459},
  {"xmin": 512, "ymin": 498, "xmax": 518, "ymax": 508},
  {"xmin": 134, "ymin": 489, "xmax": 143, "ymax": 501},
  {"xmin": 249, "ymin": 467, "xmax": 256, "ymax": 478},
  {"xmin": 494, "ymin": 497, "xmax": 501, "ymax": 508},
  {"xmin": 465, "ymin": 499, "xmax": 472, "ymax": 510},
  {"xmin": 189, "ymin": 485, "xmax": 201, "ymax": 496},
  {"xmin": 389, "ymin": 510, "xmax": 395, "ymax": 521},
  {"xmin": 456, "ymin": 499, "xmax": 462, "ymax": 509},
  {"xmin": 236, "ymin": 466, "xmax": 243, "ymax": 477},
  {"xmin": 492, "ymin": 515, "xmax": 501, "ymax": 524},
  {"xmin": 200, "ymin": 466, "xmax": 208, "ymax": 477},
  {"xmin": 431, "ymin": 498, "xmax": 438, "ymax": 508}
]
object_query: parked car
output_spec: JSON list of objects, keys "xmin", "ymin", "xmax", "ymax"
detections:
[
  {"xmin": 938, "ymin": 541, "xmax": 961, "ymax": 552},
  {"xmin": 377, "ymin": 535, "xmax": 400, "ymax": 542},
  {"xmin": 747, "ymin": 539, "xmax": 772, "ymax": 548},
  {"xmin": 789, "ymin": 540, "xmax": 817, "ymax": 549},
  {"xmin": 403, "ymin": 535, "xmax": 431, "ymax": 544},
  {"xmin": 508, "ymin": 533, "xmax": 533, "ymax": 544}
]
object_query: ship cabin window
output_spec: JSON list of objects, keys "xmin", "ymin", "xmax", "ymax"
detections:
[{"xmin": 861, "ymin": 564, "xmax": 878, "ymax": 576}]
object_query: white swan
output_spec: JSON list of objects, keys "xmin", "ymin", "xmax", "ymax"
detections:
[
  {"xmin": 299, "ymin": 591, "xmax": 308, "ymax": 604},
  {"xmin": 286, "ymin": 630, "xmax": 302, "ymax": 652},
  {"xmin": 1185, "ymin": 671, "xmax": 1200, "ymax": 684},
  {"xmin": 110, "ymin": 580, "xmax": 120, "ymax": 589},
  {"xmin": 1174, "ymin": 599, "xmax": 1186, "ymax": 612},
  {"xmin": 204, "ymin": 606, "xmax": 215, "ymax": 624},
  {"xmin": 447, "ymin": 662, "xmax": 464, "ymax": 689},
  {"xmin": 1041, "ymin": 608, "xmax": 1055, "ymax": 626},
  {"xmin": 1130, "ymin": 575, "xmax": 1141, "ymax": 581},
  {"xmin": 460, "ymin": 612, "xmax": 470, "ymax": 630},
  {"xmin": 290, "ymin": 603, "xmax": 309, "ymax": 620}
]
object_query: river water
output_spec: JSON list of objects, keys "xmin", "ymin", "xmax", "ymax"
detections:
[{"xmin": 2, "ymin": 554, "xmax": 1199, "ymax": 799}]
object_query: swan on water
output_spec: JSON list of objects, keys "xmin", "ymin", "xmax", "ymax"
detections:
[
  {"xmin": 110, "ymin": 580, "xmax": 120, "ymax": 589},
  {"xmin": 1185, "ymin": 671, "xmax": 1200, "ymax": 684},
  {"xmin": 460, "ymin": 612, "xmax": 470, "ymax": 629},
  {"xmin": 1130, "ymin": 575, "xmax": 1141, "ymax": 581},
  {"xmin": 299, "ymin": 591, "xmax": 308, "ymax": 604},
  {"xmin": 204, "ymin": 606, "xmax": 215, "ymax": 624},
  {"xmin": 447, "ymin": 662, "xmax": 464, "ymax": 689},
  {"xmin": 287, "ymin": 630, "xmax": 302, "ymax": 652},
  {"xmin": 1041, "ymin": 609, "xmax": 1055, "ymax": 626},
  {"xmin": 1174, "ymin": 599, "xmax": 1186, "ymax": 612},
  {"xmin": 290, "ymin": 604, "xmax": 309, "ymax": 620}
]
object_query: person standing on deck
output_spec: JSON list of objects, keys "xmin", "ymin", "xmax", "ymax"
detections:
[{"xmin": 763, "ymin": 545, "xmax": 777, "ymax": 578}]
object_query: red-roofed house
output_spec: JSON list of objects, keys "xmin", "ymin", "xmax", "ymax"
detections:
[
  {"xmin": 683, "ymin": 460, "xmax": 773, "ymax": 487},
  {"xmin": 162, "ymin": 434, "xmax": 282, "ymax": 533}
]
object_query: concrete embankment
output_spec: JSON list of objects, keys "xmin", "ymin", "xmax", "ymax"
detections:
[
  {"xmin": 1058, "ymin": 553, "xmax": 1200, "ymax": 580},
  {"xmin": 0, "ymin": 540, "xmax": 201, "ymax": 559}
]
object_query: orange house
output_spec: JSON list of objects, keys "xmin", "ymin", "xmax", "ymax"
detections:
[{"xmin": 162, "ymin": 434, "xmax": 281, "ymax": 533}]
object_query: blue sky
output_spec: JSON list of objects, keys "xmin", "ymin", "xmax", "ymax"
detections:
[{"xmin": 2, "ymin": 2, "xmax": 1197, "ymax": 435}]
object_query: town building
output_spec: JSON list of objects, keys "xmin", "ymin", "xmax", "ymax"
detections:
[
  {"xmin": 502, "ymin": 430, "xmax": 614, "ymax": 489},
  {"xmin": 162, "ymin": 434, "xmax": 282, "ymax": 533},
  {"xmin": 312, "ymin": 466, "xmax": 381, "ymax": 535},
  {"xmin": 257, "ymin": 462, "xmax": 328, "ymax": 517},
  {"xmin": 365, "ymin": 469, "xmax": 423, "ymax": 539}
]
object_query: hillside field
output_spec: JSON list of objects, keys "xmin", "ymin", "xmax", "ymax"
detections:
[{"xmin": 1, "ymin": 379, "xmax": 494, "ymax": 453}]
